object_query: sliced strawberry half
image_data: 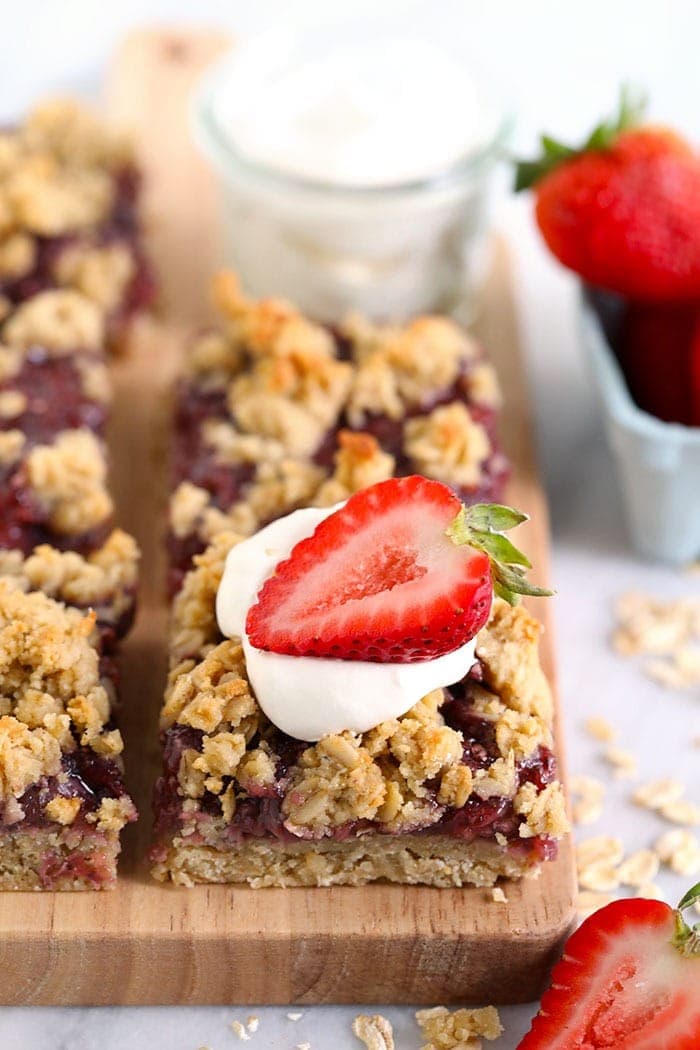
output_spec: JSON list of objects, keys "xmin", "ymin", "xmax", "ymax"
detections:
[
  {"xmin": 246, "ymin": 475, "xmax": 550, "ymax": 663},
  {"xmin": 517, "ymin": 882, "xmax": 700, "ymax": 1049}
]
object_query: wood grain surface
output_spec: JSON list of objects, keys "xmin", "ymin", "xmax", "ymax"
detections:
[{"xmin": 0, "ymin": 28, "xmax": 576, "ymax": 1006}]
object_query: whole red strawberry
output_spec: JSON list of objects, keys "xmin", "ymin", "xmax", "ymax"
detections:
[
  {"xmin": 517, "ymin": 94, "xmax": 700, "ymax": 302},
  {"xmin": 246, "ymin": 476, "xmax": 551, "ymax": 663},
  {"xmin": 517, "ymin": 882, "xmax": 700, "ymax": 1049}
]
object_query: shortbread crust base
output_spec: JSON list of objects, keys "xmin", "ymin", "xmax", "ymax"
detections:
[
  {"xmin": 0, "ymin": 827, "xmax": 121, "ymax": 891},
  {"xmin": 151, "ymin": 834, "xmax": 536, "ymax": 889}
]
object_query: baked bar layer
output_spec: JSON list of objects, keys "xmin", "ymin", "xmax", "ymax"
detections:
[
  {"xmin": 167, "ymin": 273, "xmax": 509, "ymax": 590},
  {"xmin": 151, "ymin": 834, "xmax": 536, "ymax": 889},
  {"xmin": 0, "ymin": 824, "xmax": 123, "ymax": 890}
]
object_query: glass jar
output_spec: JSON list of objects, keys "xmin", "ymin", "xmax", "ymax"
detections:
[{"xmin": 193, "ymin": 28, "xmax": 511, "ymax": 322}]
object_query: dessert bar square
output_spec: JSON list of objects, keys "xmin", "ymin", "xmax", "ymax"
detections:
[
  {"xmin": 0, "ymin": 583, "xmax": 136, "ymax": 890},
  {"xmin": 151, "ymin": 533, "xmax": 568, "ymax": 888},
  {"xmin": 167, "ymin": 274, "xmax": 509, "ymax": 591},
  {"xmin": 0, "ymin": 99, "xmax": 156, "ymax": 347}
]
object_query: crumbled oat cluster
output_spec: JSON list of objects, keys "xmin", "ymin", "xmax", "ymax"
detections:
[
  {"xmin": 168, "ymin": 272, "xmax": 508, "ymax": 582},
  {"xmin": 0, "ymin": 584, "xmax": 125, "ymax": 803},
  {"xmin": 415, "ymin": 1005, "xmax": 502, "ymax": 1050}
]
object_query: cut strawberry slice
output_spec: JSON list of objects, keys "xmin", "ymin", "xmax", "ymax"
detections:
[
  {"xmin": 517, "ymin": 882, "xmax": 700, "ymax": 1049},
  {"xmin": 246, "ymin": 475, "xmax": 550, "ymax": 663}
]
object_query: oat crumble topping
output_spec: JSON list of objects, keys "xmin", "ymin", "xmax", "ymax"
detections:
[
  {"xmin": 0, "ymin": 583, "xmax": 122, "ymax": 801},
  {"xmin": 404, "ymin": 402, "xmax": 491, "ymax": 490},
  {"xmin": 26, "ymin": 428, "xmax": 112, "ymax": 535},
  {"xmin": 2, "ymin": 288, "xmax": 105, "ymax": 351},
  {"xmin": 352, "ymin": 1014, "xmax": 395, "ymax": 1050}
]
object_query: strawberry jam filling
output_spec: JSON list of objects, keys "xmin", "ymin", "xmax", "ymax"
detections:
[
  {"xmin": 152, "ymin": 662, "xmax": 557, "ymax": 858},
  {"xmin": 0, "ymin": 351, "xmax": 108, "ymax": 440}
]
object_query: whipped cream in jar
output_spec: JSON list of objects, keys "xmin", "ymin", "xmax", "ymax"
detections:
[{"xmin": 194, "ymin": 25, "xmax": 510, "ymax": 321}]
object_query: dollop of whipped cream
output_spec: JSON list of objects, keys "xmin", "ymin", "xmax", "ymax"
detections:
[{"xmin": 216, "ymin": 504, "xmax": 477, "ymax": 742}]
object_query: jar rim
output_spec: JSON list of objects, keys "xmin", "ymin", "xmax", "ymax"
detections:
[{"xmin": 193, "ymin": 47, "xmax": 514, "ymax": 199}]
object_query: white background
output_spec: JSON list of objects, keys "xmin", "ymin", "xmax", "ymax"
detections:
[{"xmin": 0, "ymin": 2, "xmax": 698, "ymax": 1048}]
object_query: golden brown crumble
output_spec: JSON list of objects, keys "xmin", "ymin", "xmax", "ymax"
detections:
[
  {"xmin": 169, "ymin": 457, "xmax": 324, "ymax": 545},
  {"xmin": 475, "ymin": 601, "xmax": 553, "ymax": 721},
  {"xmin": 26, "ymin": 428, "xmax": 113, "ymax": 535},
  {"xmin": 415, "ymin": 1005, "xmax": 502, "ymax": 1050},
  {"xmin": 0, "ymin": 529, "xmax": 139, "ymax": 617},
  {"xmin": 2, "ymin": 288, "xmax": 105, "ymax": 351},
  {"xmin": 22, "ymin": 99, "xmax": 133, "ymax": 169},
  {"xmin": 201, "ymin": 420, "xmax": 286, "ymax": 467},
  {"xmin": 515, "ymin": 781, "xmax": 569, "ymax": 839},
  {"xmin": 162, "ymin": 641, "xmax": 258, "ymax": 735},
  {"xmin": 230, "ymin": 349, "xmax": 352, "ymax": 458},
  {"xmin": 344, "ymin": 313, "xmax": 478, "ymax": 424},
  {"xmin": 3, "ymin": 157, "xmax": 114, "ymax": 237},
  {"xmin": 169, "ymin": 530, "xmax": 238, "ymax": 665},
  {"xmin": 404, "ymin": 402, "xmax": 491, "ymax": 489},
  {"xmin": 464, "ymin": 362, "xmax": 502, "ymax": 409},
  {"xmin": 0, "ymin": 389, "xmax": 28, "ymax": 419},
  {"xmin": 313, "ymin": 430, "xmax": 395, "ymax": 507},
  {"xmin": 0, "ymin": 583, "xmax": 121, "ymax": 799},
  {"xmin": 0, "ymin": 428, "xmax": 25, "ymax": 465},
  {"xmin": 53, "ymin": 241, "xmax": 135, "ymax": 312},
  {"xmin": 0, "ymin": 231, "xmax": 36, "ymax": 280},
  {"xmin": 44, "ymin": 795, "xmax": 81, "ymax": 825},
  {"xmin": 74, "ymin": 355, "xmax": 112, "ymax": 404},
  {"xmin": 212, "ymin": 270, "xmax": 335, "ymax": 359}
]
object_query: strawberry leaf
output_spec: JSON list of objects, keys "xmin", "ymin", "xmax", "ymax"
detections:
[
  {"xmin": 673, "ymin": 880, "xmax": 700, "ymax": 957},
  {"xmin": 514, "ymin": 84, "xmax": 647, "ymax": 191},
  {"xmin": 446, "ymin": 502, "xmax": 553, "ymax": 606}
]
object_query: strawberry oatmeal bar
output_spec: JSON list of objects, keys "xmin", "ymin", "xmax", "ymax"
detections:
[
  {"xmin": 0, "ymin": 99, "xmax": 156, "ymax": 348},
  {"xmin": 0, "ymin": 582, "xmax": 136, "ymax": 889},
  {"xmin": 168, "ymin": 272, "xmax": 509, "ymax": 592},
  {"xmin": 0, "ymin": 100, "xmax": 150, "ymax": 887},
  {"xmin": 152, "ymin": 479, "xmax": 568, "ymax": 887}
]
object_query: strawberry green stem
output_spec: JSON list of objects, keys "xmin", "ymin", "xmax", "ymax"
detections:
[
  {"xmin": 514, "ymin": 85, "xmax": 647, "ymax": 191},
  {"xmin": 673, "ymin": 880, "xmax": 700, "ymax": 958},
  {"xmin": 446, "ymin": 503, "xmax": 554, "ymax": 606}
]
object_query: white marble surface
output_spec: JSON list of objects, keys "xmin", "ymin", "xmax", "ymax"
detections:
[{"xmin": 1, "ymin": 4, "xmax": 699, "ymax": 1048}]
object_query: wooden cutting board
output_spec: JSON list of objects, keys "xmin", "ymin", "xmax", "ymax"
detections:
[{"xmin": 0, "ymin": 29, "xmax": 576, "ymax": 1006}]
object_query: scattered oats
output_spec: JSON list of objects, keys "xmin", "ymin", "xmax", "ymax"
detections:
[
  {"xmin": 415, "ymin": 1004, "xmax": 502, "ymax": 1049},
  {"xmin": 576, "ymin": 835, "xmax": 624, "ymax": 870},
  {"xmin": 659, "ymin": 799, "xmax": 700, "ymax": 826},
  {"xmin": 570, "ymin": 775, "xmax": 605, "ymax": 826},
  {"xmin": 613, "ymin": 591, "xmax": 700, "ymax": 656},
  {"xmin": 636, "ymin": 882, "xmax": 665, "ymax": 901},
  {"xmin": 584, "ymin": 716, "xmax": 616, "ymax": 742},
  {"xmin": 577, "ymin": 861, "xmax": 621, "ymax": 893},
  {"xmin": 352, "ymin": 1013, "xmax": 395, "ymax": 1050},
  {"xmin": 296, "ymin": 1044, "xmax": 311, "ymax": 1050},
  {"xmin": 617, "ymin": 849, "xmax": 660, "ymax": 888},
  {"xmin": 230, "ymin": 1020, "xmax": 250, "ymax": 1041},
  {"xmin": 246, "ymin": 1016, "xmax": 259, "ymax": 1034},
  {"xmin": 633, "ymin": 778, "xmax": 685, "ymax": 811},
  {"xmin": 693, "ymin": 737, "xmax": 700, "ymax": 748},
  {"xmin": 287, "ymin": 1013, "xmax": 304, "ymax": 1021},
  {"xmin": 491, "ymin": 886, "xmax": 508, "ymax": 904},
  {"xmin": 603, "ymin": 746, "xmax": 637, "ymax": 780},
  {"xmin": 577, "ymin": 890, "xmax": 614, "ymax": 920},
  {"xmin": 645, "ymin": 649, "xmax": 700, "ymax": 690},
  {"xmin": 655, "ymin": 829, "xmax": 700, "ymax": 876}
]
